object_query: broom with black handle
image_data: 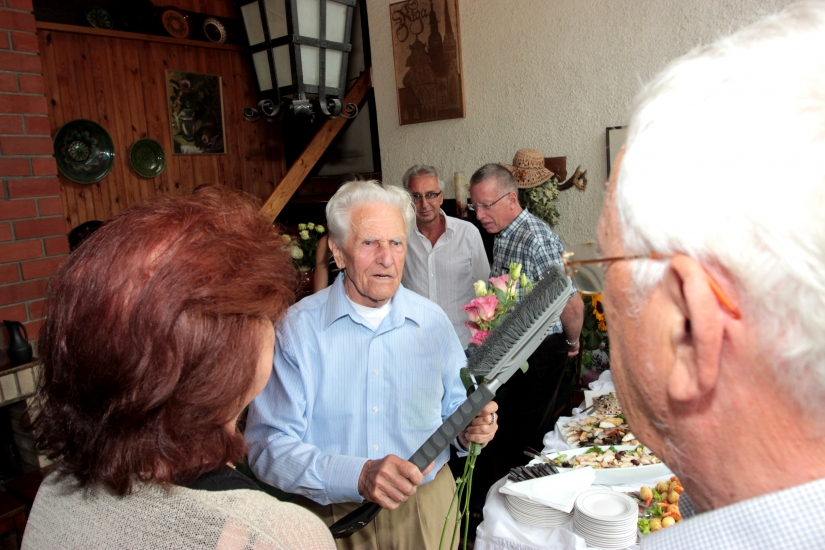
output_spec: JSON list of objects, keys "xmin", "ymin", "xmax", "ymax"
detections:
[{"xmin": 329, "ymin": 265, "xmax": 572, "ymax": 538}]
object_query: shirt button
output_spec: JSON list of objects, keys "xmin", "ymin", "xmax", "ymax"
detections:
[
  {"xmin": 373, "ymin": 369, "xmax": 378, "ymax": 375},
  {"xmin": 373, "ymin": 444, "xmax": 378, "ymax": 450},
  {"xmin": 372, "ymin": 406, "xmax": 378, "ymax": 412}
]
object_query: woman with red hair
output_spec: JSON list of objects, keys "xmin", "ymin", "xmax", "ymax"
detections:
[{"xmin": 23, "ymin": 186, "xmax": 335, "ymax": 549}]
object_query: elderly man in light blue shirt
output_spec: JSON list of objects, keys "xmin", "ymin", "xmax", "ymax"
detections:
[{"xmin": 246, "ymin": 180, "xmax": 498, "ymax": 549}]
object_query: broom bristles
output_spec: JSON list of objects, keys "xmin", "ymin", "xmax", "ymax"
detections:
[{"xmin": 467, "ymin": 266, "xmax": 570, "ymax": 378}]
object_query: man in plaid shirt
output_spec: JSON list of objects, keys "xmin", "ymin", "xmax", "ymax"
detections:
[{"xmin": 467, "ymin": 163, "xmax": 583, "ymax": 498}]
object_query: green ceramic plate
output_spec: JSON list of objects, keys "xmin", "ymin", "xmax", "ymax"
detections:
[
  {"xmin": 129, "ymin": 138, "xmax": 166, "ymax": 178},
  {"xmin": 53, "ymin": 119, "xmax": 115, "ymax": 185},
  {"xmin": 85, "ymin": 7, "xmax": 114, "ymax": 30}
]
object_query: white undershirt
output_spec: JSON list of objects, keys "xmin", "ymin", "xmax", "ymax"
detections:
[{"xmin": 346, "ymin": 295, "xmax": 393, "ymax": 330}]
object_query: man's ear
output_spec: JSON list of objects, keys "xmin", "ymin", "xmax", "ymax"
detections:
[
  {"xmin": 663, "ymin": 255, "xmax": 726, "ymax": 402},
  {"xmin": 329, "ymin": 239, "xmax": 347, "ymax": 270}
]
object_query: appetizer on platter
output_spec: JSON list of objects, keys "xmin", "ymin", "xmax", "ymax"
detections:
[
  {"xmin": 551, "ymin": 445, "xmax": 660, "ymax": 470},
  {"xmin": 561, "ymin": 414, "xmax": 641, "ymax": 448},
  {"xmin": 637, "ymin": 476, "xmax": 684, "ymax": 534}
]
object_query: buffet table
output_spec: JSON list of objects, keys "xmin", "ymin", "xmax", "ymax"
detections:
[{"xmin": 474, "ymin": 373, "xmax": 668, "ymax": 550}]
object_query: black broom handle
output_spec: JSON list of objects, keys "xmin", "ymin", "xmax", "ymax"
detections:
[{"xmin": 329, "ymin": 383, "xmax": 498, "ymax": 538}]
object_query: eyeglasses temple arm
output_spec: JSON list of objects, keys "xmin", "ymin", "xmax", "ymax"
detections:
[{"xmin": 705, "ymin": 276, "xmax": 742, "ymax": 320}]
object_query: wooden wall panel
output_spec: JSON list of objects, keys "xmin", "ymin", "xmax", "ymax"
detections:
[{"xmin": 37, "ymin": 1, "xmax": 286, "ymax": 229}]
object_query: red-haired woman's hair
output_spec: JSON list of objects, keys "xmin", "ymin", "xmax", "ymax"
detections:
[{"xmin": 33, "ymin": 186, "xmax": 297, "ymax": 495}]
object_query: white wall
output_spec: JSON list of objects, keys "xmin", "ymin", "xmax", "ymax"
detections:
[{"xmin": 366, "ymin": 0, "xmax": 795, "ymax": 244}]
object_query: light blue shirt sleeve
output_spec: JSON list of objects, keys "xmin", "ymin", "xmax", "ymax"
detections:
[{"xmin": 246, "ymin": 314, "xmax": 368, "ymax": 504}]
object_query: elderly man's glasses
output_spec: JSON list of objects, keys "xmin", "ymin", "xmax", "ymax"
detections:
[
  {"xmin": 410, "ymin": 191, "xmax": 443, "ymax": 203},
  {"xmin": 468, "ymin": 192, "xmax": 511, "ymax": 212},
  {"xmin": 562, "ymin": 242, "xmax": 741, "ymax": 319}
]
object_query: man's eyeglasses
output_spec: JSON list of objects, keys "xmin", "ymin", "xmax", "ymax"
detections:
[
  {"xmin": 410, "ymin": 191, "xmax": 443, "ymax": 203},
  {"xmin": 468, "ymin": 192, "xmax": 511, "ymax": 212},
  {"xmin": 562, "ymin": 242, "xmax": 741, "ymax": 320}
]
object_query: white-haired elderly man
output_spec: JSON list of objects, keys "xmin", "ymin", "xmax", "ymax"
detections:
[
  {"xmin": 401, "ymin": 165, "xmax": 490, "ymax": 348},
  {"xmin": 246, "ymin": 181, "xmax": 498, "ymax": 549},
  {"xmin": 572, "ymin": 3, "xmax": 825, "ymax": 548}
]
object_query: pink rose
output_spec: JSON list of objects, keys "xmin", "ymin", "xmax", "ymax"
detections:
[
  {"xmin": 476, "ymin": 295, "xmax": 498, "ymax": 321},
  {"xmin": 462, "ymin": 295, "xmax": 498, "ymax": 323},
  {"xmin": 461, "ymin": 302, "xmax": 481, "ymax": 323},
  {"xmin": 489, "ymin": 274, "xmax": 510, "ymax": 294},
  {"xmin": 469, "ymin": 330, "xmax": 490, "ymax": 347},
  {"xmin": 465, "ymin": 321, "xmax": 481, "ymax": 336}
]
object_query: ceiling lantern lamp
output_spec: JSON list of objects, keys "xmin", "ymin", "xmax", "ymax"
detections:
[{"xmin": 237, "ymin": 0, "xmax": 358, "ymax": 122}]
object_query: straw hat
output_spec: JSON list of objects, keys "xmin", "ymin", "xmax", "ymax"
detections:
[{"xmin": 500, "ymin": 148, "xmax": 555, "ymax": 189}]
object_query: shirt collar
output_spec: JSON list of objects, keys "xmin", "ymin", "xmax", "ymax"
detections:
[
  {"xmin": 324, "ymin": 273, "xmax": 422, "ymax": 331},
  {"xmin": 497, "ymin": 208, "xmax": 530, "ymax": 240},
  {"xmin": 413, "ymin": 209, "xmax": 454, "ymax": 238}
]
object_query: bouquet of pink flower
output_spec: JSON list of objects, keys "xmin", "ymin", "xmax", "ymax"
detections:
[
  {"xmin": 462, "ymin": 262, "xmax": 533, "ymax": 347},
  {"xmin": 440, "ymin": 263, "xmax": 533, "ymax": 550}
]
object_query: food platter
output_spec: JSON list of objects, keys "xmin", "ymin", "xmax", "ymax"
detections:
[
  {"xmin": 544, "ymin": 446, "xmax": 672, "ymax": 485},
  {"xmin": 558, "ymin": 414, "xmax": 640, "ymax": 448}
]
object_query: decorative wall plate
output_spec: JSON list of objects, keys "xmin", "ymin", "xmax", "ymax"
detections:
[
  {"xmin": 85, "ymin": 6, "xmax": 114, "ymax": 30},
  {"xmin": 161, "ymin": 8, "xmax": 191, "ymax": 39},
  {"xmin": 53, "ymin": 119, "xmax": 115, "ymax": 184},
  {"xmin": 129, "ymin": 138, "xmax": 166, "ymax": 178},
  {"xmin": 203, "ymin": 17, "xmax": 227, "ymax": 44}
]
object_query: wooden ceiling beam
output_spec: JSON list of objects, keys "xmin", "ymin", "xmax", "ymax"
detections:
[{"xmin": 260, "ymin": 68, "xmax": 373, "ymax": 222}]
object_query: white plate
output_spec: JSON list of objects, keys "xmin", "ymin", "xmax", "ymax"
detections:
[
  {"xmin": 505, "ymin": 499, "xmax": 571, "ymax": 527},
  {"xmin": 575, "ymin": 490, "xmax": 638, "ymax": 522},
  {"xmin": 546, "ymin": 446, "xmax": 671, "ymax": 485},
  {"xmin": 574, "ymin": 517, "xmax": 636, "ymax": 537}
]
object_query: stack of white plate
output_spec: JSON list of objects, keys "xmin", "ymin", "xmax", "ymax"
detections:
[
  {"xmin": 503, "ymin": 494, "xmax": 573, "ymax": 527},
  {"xmin": 573, "ymin": 489, "xmax": 638, "ymax": 548}
]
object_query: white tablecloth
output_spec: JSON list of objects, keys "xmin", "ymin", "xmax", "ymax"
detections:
[{"xmin": 475, "ymin": 373, "xmax": 650, "ymax": 550}]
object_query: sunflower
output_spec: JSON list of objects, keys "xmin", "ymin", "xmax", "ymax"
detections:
[{"xmin": 591, "ymin": 294, "xmax": 607, "ymax": 332}]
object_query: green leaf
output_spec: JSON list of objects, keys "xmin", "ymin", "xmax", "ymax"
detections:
[
  {"xmin": 519, "ymin": 360, "xmax": 529, "ymax": 374},
  {"xmin": 459, "ymin": 368, "xmax": 476, "ymax": 393},
  {"xmin": 638, "ymin": 518, "xmax": 651, "ymax": 534}
]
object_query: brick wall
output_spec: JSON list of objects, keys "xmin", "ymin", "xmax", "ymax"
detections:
[{"xmin": 0, "ymin": 0, "xmax": 67, "ymax": 361}]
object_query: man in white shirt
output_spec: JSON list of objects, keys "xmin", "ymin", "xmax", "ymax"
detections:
[
  {"xmin": 592, "ymin": 3, "xmax": 825, "ymax": 548},
  {"xmin": 401, "ymin": 165, "xmax": 490, "ymax": 348}
]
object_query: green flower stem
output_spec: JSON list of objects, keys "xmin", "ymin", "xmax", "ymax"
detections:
[{"xmin": 439, "ymin": 441, "xmax": 481, "ymax": 550}]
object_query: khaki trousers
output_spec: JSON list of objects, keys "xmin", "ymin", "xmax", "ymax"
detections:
[{"xmin": 295, "ymin": 465, "xmax": 459, "ymax": 550}]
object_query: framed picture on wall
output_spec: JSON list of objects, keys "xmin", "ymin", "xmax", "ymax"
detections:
[
  {"xmin": 606, "ymin": 126, "xmax": 628, "ymax": 175},
  {"xmin": 389, "ymin": 0, "xmax": 465, "ymax": 125},
  {"xmin": 166, "ymin": 70, "xmax": 226, "ymax": 155}
]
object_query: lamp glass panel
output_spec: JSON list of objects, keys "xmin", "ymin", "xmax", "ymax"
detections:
[
  {"xmin": 264, "ymin": 0, "xmax": 288, "ymax": 39},
  {"xmin": 299, "ymin": 45, "xmax": 319, "ymax": 86},
  {"xmin": 325, "ymin": 49, "xmax": 342, "ymax": 89},
  {"xmin": 296, "ymin": 0, "xmax": 321, "ymax": 39},
  {"xmin": 325, "ymin": 1, "xmax": 347, "ymax": 43},
  {"xmin": 273, "ymin": 45, "xmax": 293, "ymax": 88},
  {"xmin": 252, "ymin": 50, "xmax": 272, "ymax": 91},
  {"xmin": 241, "ymin": 3, "xmax": 265, "ymax": 45}
]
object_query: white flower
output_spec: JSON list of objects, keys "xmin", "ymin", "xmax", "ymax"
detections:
[
  {"xmin": 281, "ymin": 234, "xmax": 292, "ymax": 244},
  {"xmin": 291, "ymin": 246, "xmax": 304, "ymax": 260},
  {"xmin": 300, "ymin": 230, "xmax": 310, "ymax": 240},
  {"xmin": 316, "ymin": 225, "xmax": 325, "ymax": 234},
  {"xmin": 307, "ymin": 222, "xmax": 315, "ymax": 230},
  {"xmin": 298, "ymin": 223, "xmax": 307, "ymax": 231},
  {"xmin": 473, "ymin": 280, "xmax": 488, "ymax": 297}
]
